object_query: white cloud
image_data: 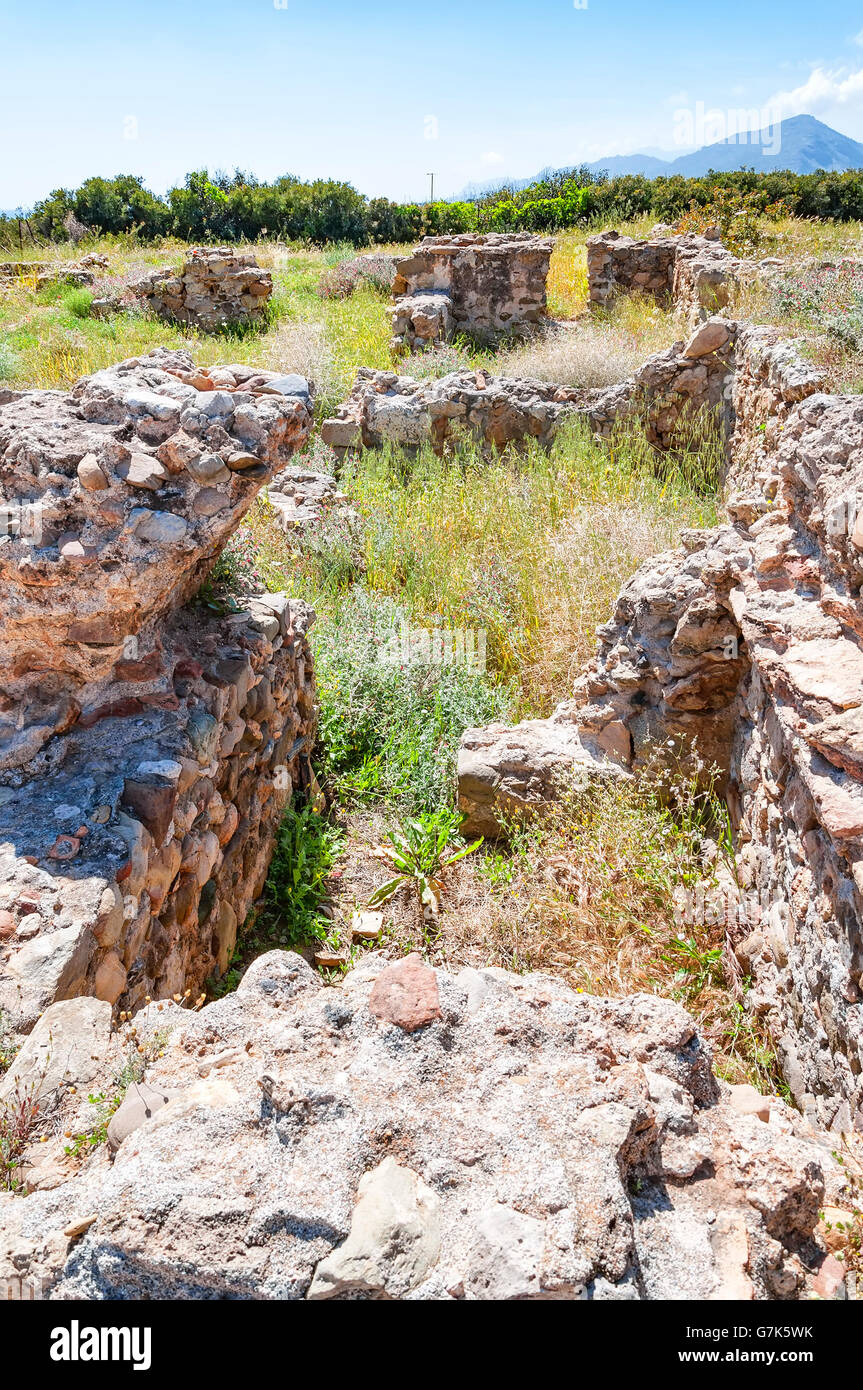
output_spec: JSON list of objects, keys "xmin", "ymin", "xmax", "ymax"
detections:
[
  {"xmin": 767, "ymin": 63, "xmax": 863, "ymax": 119},
  {"xmin": 480, "ymin": 151, "xmax": 504, "ymax": 165},
  {"xmin": 853, "ymin": 29, "xmax": 863, "ymax": 47}
]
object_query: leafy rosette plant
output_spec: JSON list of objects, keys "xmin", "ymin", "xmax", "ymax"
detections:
[{"xmin": 368, "ymin": 808, "xmax": 482, "ymax": 932}]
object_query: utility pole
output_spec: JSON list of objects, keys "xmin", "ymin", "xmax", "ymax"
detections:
[{"xmin": 427, "ymin": 172, "xmax": 435, "ymax": 204}]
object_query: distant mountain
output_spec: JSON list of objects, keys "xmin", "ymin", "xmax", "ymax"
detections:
[
  {"xmin": 660, "ymin": 115, "xmax": 863, "ymax": 177},
  {"xmin": 457, "ymin": 116, "xmax": 863, "ymax": 197}
]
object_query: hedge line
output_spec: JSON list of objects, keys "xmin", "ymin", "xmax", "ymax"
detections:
[{"xmin": 4, "ymin": 164, "xmax": 863, "ymax": 248}]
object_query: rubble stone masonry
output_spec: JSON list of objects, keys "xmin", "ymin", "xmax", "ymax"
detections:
[{"xmin": 0, "ymin": 349, "xmax": 316, "ymax": 1031}]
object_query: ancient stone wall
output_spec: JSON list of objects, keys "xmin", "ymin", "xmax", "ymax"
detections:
[
  {"xmin": 323, "ymin": 316, "xmax": 741, "ymax": 457},
  {"xmin": 0, "ymin": 350, "xmax": 316, "ymax": 1035},
  {"xmin": 322, "ymin": 366, "xmax": 582, "ymax": 455},
  {"xmin": 0, "ymin": 253, "xmax": 108, "ymax": 289},
  {"xmin": 586, "ymin": 229, "xmax": 778, "ymax": 328},
  {"xmin": 131, "ymin": 248, "xmax": 273, "ymax": 330},
  {"xmin": 457, "ymin": 323, "xmax": 863, "ymax": 1129},
  {"xmin": 389, "ymin": 232, "xmax": 553, "ymax": 351},
  {"xmin": 586, "ymin": 230, "xmax": 680, "ymax": 307}
]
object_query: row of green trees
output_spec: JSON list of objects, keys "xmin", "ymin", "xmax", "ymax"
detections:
[{"xmin": 4, "ymin": 164, "xmax": 863, "ymax": 249}]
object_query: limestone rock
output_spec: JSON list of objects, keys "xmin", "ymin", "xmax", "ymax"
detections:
[
  {"xmin": 458, "ymin": 710, "xmax": 629, "ymax": 838},
  {"xmin": 0, "ymin": 997, "xmax": 111, "ymax": 1107},
  {"xmin": 0, "ymin": 952, "xmax": 839, "ymax": 1301},
  {"xmin": 107, "ymin": 1080, "xmax": 175, "ymax": 1152},
  {"xmin": 307, "ymin": 1158, "xmax": 441, "ymax": 1299}
]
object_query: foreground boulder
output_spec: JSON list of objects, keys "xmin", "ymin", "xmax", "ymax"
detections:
[{"xmin": 0, "ymin": 952, "xmax": 842, "ymax": 1300}]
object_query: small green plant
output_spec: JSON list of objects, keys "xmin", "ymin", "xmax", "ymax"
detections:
[
  {"xmin": 475, "ymin": 809, "xmax": 544, "ymax": 889},
  {"xmin": 63, "ymin": 1026, "xmax": 172, "ymax": 1157},
  {"xmin": 260, "ymin": 801, "xmax": 345, "ymax": 951},
  {"xmin": 368, "ymin": 807, "xmax": 482, "ymax": 931},
  {"xmin": 63, "ymin": 287, "xmax": 94, "ymax": 319},
  {"xmin": 476, "ymin": 846, "xmax": 517, "ymax": 889},
  {"xmin": 717, "ymin": 999, "xmax": 790, "ymax": 1096},
  {"xmin": 660, "ymin": 934, "xmax": 724, "ymax": 1000},
  {"xmin": 311, "ymin": 589, "xmax": 510, "ymax": 813},
  {"xmin": 0, "ymin": 343, "xmax": 19, "ymax": 381},
  {"xmin": 0, "ymin": 1080, "xmax": 41, "ymax": 1191},
  {"xmin": 209, "ymin": 950, "xmax": 245, "ymax": 998},
  {"xmin": 823, "ymin": 1136, "xmax": 863, "ymax": 1275},
  {"xmin": 63, "ymin": 1091, "xmax": 119, "ymax": 1157}
]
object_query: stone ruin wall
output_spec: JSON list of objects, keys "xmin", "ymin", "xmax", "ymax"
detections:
[
  {"xmin": 389, "ymin": 232, "xmax": 553, "ymax": 352},
  {"xmin": 0, "ymin": 252, "xmax": 109, "ymax": 290},
  {"xmin": 0, "ymin": 349, "xmax": 317, "ymax": 1037},
  {"xmin": 323, "ymin": 315, "xmax": 739, "ymax": 458},
  {"xmin": 1, "ymin": 235, "xmax": 858, "ymax": 1301},
  {"xmin": 131, "ymin": 247, "xmax": 273, "ymax": 331},
  {"xmin": 585, "ymin": 228, "xmax": 775, "ymax": 328},
  {"xmin": 457, "ymin": 294, "xmax": 863, "ymax": 1130}
]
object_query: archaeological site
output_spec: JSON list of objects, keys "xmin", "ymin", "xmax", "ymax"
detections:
[{"xmin": 5, "ymin": 6, "xmax": 863, "ymax": 1336}]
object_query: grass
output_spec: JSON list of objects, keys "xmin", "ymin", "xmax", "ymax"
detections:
[
  {"xmin": 0, "ymin": 235, "xmax": 398, "ymax": 412},
  {"xmin": 492, "ymin": 295, "xmax": 680, "ymax": 388},
  {"xmin": 0, "ymin": 1080, "xmax": 41, "ymax": 1191},
  {"xmin": 312, "ymin": 589, "xmax": 512, "ymax": 810},
  {"xmin": 265, "ymin": 417, "xmax": 721, "ymax": 716},
  {"xmin": 211, "ymin": 803, "xmax": 346, "ymax": 990}
]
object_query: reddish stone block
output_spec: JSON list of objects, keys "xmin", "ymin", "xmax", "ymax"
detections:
[{"xmin": 368, "ymin": 953, "xmax": 442, "ymax": 1033}]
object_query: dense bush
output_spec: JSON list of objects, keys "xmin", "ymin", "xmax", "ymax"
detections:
[
  {"xmin": 312, "ymin": 588, "xmax": 511, "ymax": 811},
  {"xmin": 2, "ymin": 164, "xmax": 863, "ymax": 251},
  {"xmin": 769, "ymin": 260, "xmax": 863, "ymax": 350},
  {"xmin": 317, "ymin": 253, "xmax": 396, "ymax": 299}
]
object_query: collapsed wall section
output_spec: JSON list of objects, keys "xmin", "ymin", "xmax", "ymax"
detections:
[
  {"xmin": 131, "ymin": 248, "xmax": 273, "ymax": 331},
  {"xmin": 323, "ymin": 317, "xmax": 744, "ymax": 457},
  {"xmin": 586, "ymin": 228, "xmax": 779, "ymax": 328}
]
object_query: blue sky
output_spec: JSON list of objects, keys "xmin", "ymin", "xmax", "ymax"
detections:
[{"xmin": 3, "ymin": 0, "xmax": 863, "ymax": 207}]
